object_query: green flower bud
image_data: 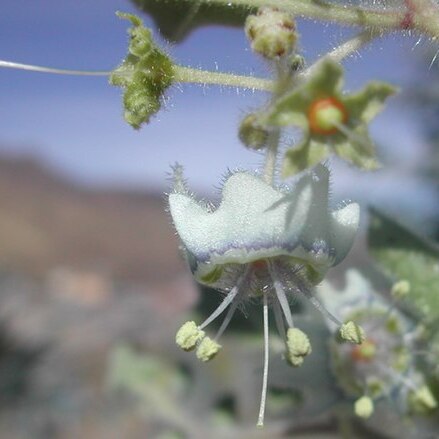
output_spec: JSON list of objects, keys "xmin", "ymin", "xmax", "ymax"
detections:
[
  {"xmin": 339, "ymin": 321, "xmax": 365, "ymax": 345},
  {"xmin": 238, "ymin": 113, "xmax": 268, "ymax": 150},
  {"xmin": 354, "ymin": 396, "xmax": 374, "ymax": 419},
  {"xmin": 286, "ymin": 327, "xmax": 312, "ymax": 367},
  {"xmin": 110, "ymin": 12, "xmax": 175, "ymax": 129},
  {"xmin": 175, "ymin": 321, "xmax": 205, "ymax": 351},
  {"xmin": 245, "ymin": 8, "xmax": 297, "ymax": 59},
  {"xmin": 196, "ymin": 337, "xmax": 222, "ymax": 362}
]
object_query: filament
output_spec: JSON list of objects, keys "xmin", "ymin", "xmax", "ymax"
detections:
[
  {"xmin": 292, "ymin": 271, "xmax": 342, "ymax": 326},
  {"xmin": 214, "ymin": 293, "xmax": 241, "ymax": 341},
  {"xmin": 199, "ymin": 268, "xmax": 249, "ymax": 330},
  {"xmin": 269, "ymin": 263, "xmax": 295, "ymax": 328},
  {"xmin": 273, "ymin": 299, "xmax": 287, "ymax": 339}
]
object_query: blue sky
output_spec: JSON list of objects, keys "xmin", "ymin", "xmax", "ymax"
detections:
[{"xmin": 0, "ymin": 0, "xmax": 438, "ymax": 228}]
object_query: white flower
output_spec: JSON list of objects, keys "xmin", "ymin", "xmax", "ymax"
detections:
[
  {"xmin": 317, "ymin": 270, "xmax": 437, "ymax": 417},
  {"xmin": 170, "ymin": 163, "xmax": 361, "ymax": 425}
]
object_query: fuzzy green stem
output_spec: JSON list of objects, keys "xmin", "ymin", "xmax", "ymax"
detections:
[
  {"xmin": 263, "ymin": 130, "xmax": 280, "ymax": 183},
  {"xmin": 173, "ymin": 65, "xmax": 274, "ymax": 91},
  {"xmin": 203, "ymin": 0, "xmax": 439, "ymax": 39},
  {"xmin": 0, "ymin": 60, "xmax": 274, "ymax": 92},
  {"xmin": 301, "ymin": 29, "xmax": 380, "ymax": 80}
]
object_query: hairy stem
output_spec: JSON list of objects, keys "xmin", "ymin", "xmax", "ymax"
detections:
[
  {"xmin": 173, "ymin": 65, "xmax": 274, "ymax": 91},
  {"xmin": 0, "ymin": 59, "xmax": 274, "ymax": 91},
  {"xmin": 203, "ymin": 0, "xmax": 439, "ymax": 39}
]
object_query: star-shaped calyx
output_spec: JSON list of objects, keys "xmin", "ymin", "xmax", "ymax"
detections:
[{"xmin": 262, "ymin": 59, "xmax": 397, "ymax": 177}]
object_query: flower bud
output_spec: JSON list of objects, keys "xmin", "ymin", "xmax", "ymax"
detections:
[
  {"xmin": 238, "ymin": 113, "xmax": 268, "ymax": 150},
  {"xmin": 245, "ymin": 8, "xmax": 297, "ymax": 59}
]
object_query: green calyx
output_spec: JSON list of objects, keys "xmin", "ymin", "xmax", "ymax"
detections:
[
  {"xmin": 238, "ymin": 113, "xmax": 268, "ymax": 150},
  {"xmin": 261, "ymin": 59, "xmax": 397, "ymax": 177},
  {"xmin": 110, "ymin": 12, "xmax": 174, "ymax": 129}
]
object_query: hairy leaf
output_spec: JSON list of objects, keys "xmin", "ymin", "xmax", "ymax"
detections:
[{"xmin": 368, "ymin": 209, "xmax": 439, "ymax": 324}]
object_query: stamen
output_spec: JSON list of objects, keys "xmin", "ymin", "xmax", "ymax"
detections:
[
  {"xmin": 198, "ymin": 286, "xmax": 240, "ymax": 330},
  {"xmin": 199, "ymin": 268, "xmax": 249, "ymax": 330},
  {"xmin": 273, "ymin": 299, "xmax": 288, "ymax": 339},
  {"xmin": 291, "ymin": 271, "xmax": 343, "ymax": 326},
  {"xmin": 269, "ymin": 263, "xmax": 294, "ymax": 328},
  {"xmin": 214, "ymin": 292, "xmax": 241, "ymax": 341},
  {"xmin": 257, "ymin": 290, "xmax": 270, "ymax": 428}
]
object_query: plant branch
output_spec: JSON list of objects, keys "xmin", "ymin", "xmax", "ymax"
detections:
[
  {"xmin": 173, "ymin": 65, "xmax": 274, "ymax": 91},
  {"xmin": 0, "ymin": 60, "xmax": 274, "ymax": 92},
  {"xmin": 204, "ymin": 0, "xmax": 439, "ymax": 39},
  {"xmin": 300, "ymin": 29, "xmax": 380, "ymax": 79}
]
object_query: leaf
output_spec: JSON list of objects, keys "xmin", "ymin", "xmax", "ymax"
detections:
[
  {"xmin": 131, "ymin": 0, "xmax": 250, "ymax": 42},
  {"xmin": 368, "ymin": 208, "xmax": 439, "ymax": 324}
]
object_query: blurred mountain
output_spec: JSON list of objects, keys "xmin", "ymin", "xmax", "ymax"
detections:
[{"xmin": 0, "ymin": 154, "xmax": 184, "ymax": 282}]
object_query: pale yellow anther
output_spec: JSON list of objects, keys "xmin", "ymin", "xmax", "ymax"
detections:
[
  {"xmin": 354, "ymin": 396, "xmax": 374, "ymax": 419},
  {"xmin": 410, "ymin": 385, "xmax": 438, "ymax": 412},
  {"xmin": 196, "ymin": 337, "xmax": 222, "ymax": 362},
  {"xmin": 286, "ymin": 327, "xmax": 312, "ymax": 367},
  {"xmin": 175, "ymin": 321, "xmax": 205, "ymax": 351},
  {"xmin": 339, "ymin": 321, "xmax": 365, "ymax": 345},
  {"xmin": 391, "ymin": 280, "xmax": 410, "ymax": 299}
]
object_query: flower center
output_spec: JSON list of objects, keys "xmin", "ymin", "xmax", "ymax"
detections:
[
  {"xmin": 308, "ymin": 97, "xmax": 348, "ymax": 135},
  {"xmin": 351, "ymin": 338, "xmax": 376, "ymax": 363}
]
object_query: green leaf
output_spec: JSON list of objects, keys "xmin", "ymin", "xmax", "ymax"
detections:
[
  {"xmin": 110, "ymin": 12, "xmax": 174, "ymax": 129},
  {"xmin": 282, "ymin": 139, "xmax": 330, "ymax": 177},
  {"xmin": 131, "ymin": 0, "xmax": 250, "ymax": 42},
  {"xmin": 368, "ymin": 209, "xmax": 439, "ymax": 324},
  {"xmin": 343, "ymin": 81, "xmax": 398, "ymax": 124}
]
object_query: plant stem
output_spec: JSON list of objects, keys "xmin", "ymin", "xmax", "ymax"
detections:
[
  {"xmin": 173, "ymin": 65, "xmax": 274, "ymax": 91},
  {"xmin": 204, "ymin": 0, "xmax": 439, "ymax": 39},
  {"xmin": 0, "ymin": 60, "xmax": 274, "ymax": 92},
  {"xmin": 263, "ymin": 130, "xmax": 280, "ymax": 184},
  {"xmin": 300, "ymin": 29, "xmax": 380, "ymax": 79}
]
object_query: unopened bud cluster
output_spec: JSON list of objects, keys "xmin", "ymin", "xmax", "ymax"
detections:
[{"xmin": 245, "ymin": 8, "xmax": 297, "ymax": 59}]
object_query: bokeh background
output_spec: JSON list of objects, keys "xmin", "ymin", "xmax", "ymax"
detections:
[{"xmin": 0, "ymin": 0, "xmax": 438, "ymax": 437}]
